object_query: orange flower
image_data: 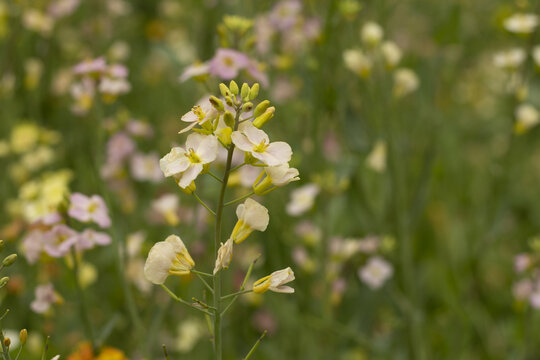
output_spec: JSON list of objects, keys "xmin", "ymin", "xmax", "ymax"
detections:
[
  {"xmin": 67, "ymin": 342, "xmax": 93, "ymax": 360},
  {"xmin": 95, "ymin": 347, "xmax": 127, "ymax": 360}
]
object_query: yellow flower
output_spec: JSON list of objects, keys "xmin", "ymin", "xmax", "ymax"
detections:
[
  {"xmin": 230, "ymin": 198, "xmax": 269, "ymax": 243},
  {"xmin": 144, "ymin": 235, "xmax": 195, "ymax": 284},
  {"xmin": 253, "ymin": 267, "xmax": 295, "ymax": 294}
]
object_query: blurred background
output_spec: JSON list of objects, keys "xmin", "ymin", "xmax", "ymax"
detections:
[{"xmin": 1, "ymin": 0, "xmax": 540, "ymax": 359}]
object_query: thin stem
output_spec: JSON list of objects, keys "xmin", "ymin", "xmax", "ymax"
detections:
[
  {"xmin": 220, "ymin": 256, "xmax": 259, "ymax": 316},
  {"xmin": 208, "ymin": 171, "xmax": 224, "ymax": 183},
  {"xmin": 40, "ymin": 336, "xmax": 49, "ymax": 360},
  {"xmin": 224, "ymin": 191, "xmax": 255, "ymax": 207},
  {"xmin": 192, "ymin": 192, "xmax": 216, "ymax": 216},
  {"xmin": 192, "ymin": 297, "xmax": 216, "ymax": 310},
  {"xmin": 14, "ymin": 343, "xmax": 24, "ymax": 360},
  {"xmin": 191, "ymin": 269, "xmax": 214, "ymax": 277},
  {"xmin": 195, "ymin": 273, "xmax": 214, "ymax": 294},
  {"xmin": 70, "ymin": 249, "xmax": 97, "ymax": 352},
  {"xmin": 243, "ymin": 330, "xmax": 267, "ymax": 360},
  {"xmin": 221, "ymin": 289, "xmax": 252, "ymax": 300},
  {"xmin": 162, "ymin": 344, "xmax": 171, "ymax": 360},
  {"xmin": 160, "ymin": 284, "xmax": 213, "ymax": 316},
  {"xmin": 230, "ymin": 162, "xmax": 247, "ymax": 172},
  {"xmin": 0, "ymin": 326, "xmax": 11, "ymax": 360},
  {"xmin": 213, "ymin": 105, "xmax": 242, "ymax": 360}
]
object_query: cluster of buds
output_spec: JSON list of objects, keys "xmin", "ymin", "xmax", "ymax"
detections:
[
  {"xmin": 145, "ymin": 81, "xmax": 297, "ymax": 295},
  {"xmin": 70, "ymin": 57, "xmax": 131, "ymax": 115},
  {"xmin": 343, "ymin": 21, "xmax": 419, "ymax": 98}
]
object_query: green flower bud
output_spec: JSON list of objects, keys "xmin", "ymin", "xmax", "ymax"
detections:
[
  {"xmin": 224, "ymin": 111, "xmax": 235, "ymax": 128},
  {"xmin": 216, "ymin": 127, "xmax": 232, "ymax": 147},
  {"xmin": 253, "ymin": 107, "xmax": 275, "ymax": 128},
  {"xmin": 2, "ymin": 254, "xmax": 17, "ymax": 267},
  {"xmin": 209, "ymin": 96, "xmax": 224, "ymax": 112},
  {"xmin": 3, "ymin": 338, "xmax": 10, "ymax": 347},
  {"xmin": 241, "ymin": 83, "xmax": 250, "ymax": 101},
  {"xmin": 0, "ymin": 240, "xmax": 4, "ymax": 253},
  {"xmin": 0, "ymin": 277, "xmax": 9, "ymax": 288},
  {"xmin": 225, "ymin": 96, "xmax": 234, "ymax": 107},
  {"xmin": 229, "ymin": 80, "xmax": 239, "ymax": 95},
  {"xmin": 242, "ymin": 102, "xmax": 253, "ymax": 113},
  {"xmin": 253, "ymin": 100, "xmax": 270, "ymax": 117},
  {"xmin": 249, "ymin": 83, "xmax": 260, "ymax": 100},
  {"xmin": 219, "ymin": 83, "xmax": 230, "ymax": 97}
]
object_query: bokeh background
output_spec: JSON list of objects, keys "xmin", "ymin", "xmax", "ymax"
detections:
[{"xmin": 1, "ymin": 0, "xmax": 540, "ymax": 359}]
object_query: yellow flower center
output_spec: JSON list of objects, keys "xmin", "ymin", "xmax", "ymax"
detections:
[
  {"xmin": 186, "ymin": 148, "xmax": 201, "ymax": 163},
  {"xmin": 253, "ymin": 140, "xmax": 268, "ymax": 153},
  {"xmin": 223, "ymin": 56, "xmax": 234, "ymax": 67}
]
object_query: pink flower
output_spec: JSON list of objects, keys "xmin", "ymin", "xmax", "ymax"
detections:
[
  {"xmin": 107, "ymin": 64, "xmax": 129, "ymax": 78},
  {"xmin": 209, "ymin": 48, "xmax": 249, "ymax": 79},
  {"xmin": 22, "ymin": 230, "xmax": 46, "ymax": 264},
  {"xmin": 73, "ymin": 57, "xmax": 107, "ymax": 76},
  {"xmin": 68, "ymin": 193, "xmax": 111, "ymax": 228},
  {"xmin": 30, "ymin": 283, "xmax": 61, "ymax": 314},
  {"xmin": 77, "ymin": 229, "xmax": 111, "ymax": 250},
  {"xmin": 246, "ymin": 60, "xmax": 269, "ymax": 87},
  {"xmin": 179, "ymin": 62, "xmax": 210, "ymax": 82},
  {"xmin": 106, "ymin": 132, "xmax": 135, "ymax": 164},
  {"xmin": 43, "ymin": 225, "xmax": 78, "ymax": 257},
  {"xmin": 269, "ymin": 0, "xmax": 301, "ymax": 31},
  {"xmin": 513, "ymin": 279, "xmax": 533, "ymax": 300},
  {"xmin": 514, "ymin": 254, "xmax": 531, "ymax": 273}
]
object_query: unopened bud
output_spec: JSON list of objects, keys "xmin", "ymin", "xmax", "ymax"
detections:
[
  {"xmin": 0, "ymin": 240, "xmax": 4, "ymax": 253},
  {"xmin": 249, "ymin": 83, "xmax": 260, "ymax": 100},
  {"xmin": 0, "ymin": 277, "xmax": 8, "ymax": 288},
  {"xmin": 2, "ymin": 254, "xmax": 17, "ymax": 267},
  {"xmin": 229, "ymin": 80, "xmax": 239, "ymax": 95},
  {"xmin": 19, "ymin": 329, "xmax": 27, "ymax": 345},
  {"xmin": 216, "ymin": 127, "xmax": 232, "ymax": 147},
  {"xmin": 225, "ymin": 96, "xmax": 234, "ymax": 107},
  {"xmin": 209, "ymin": 96, "xmax": 224, "ymax": 112},
  {"xmin": 253, "ymin": 107, "xmax": 275, "ymax": 128},
  {"xmin": 219, "ymin": 83, "xmax": 230, "ymax": 97},
  {"xmin": 179, "ymin": 181, "xmax": 196, "ymax": 195},
  {"xmin": 224, "ymin": 111, "xmax": 235, "ymax": 128},
  {"xmin": 242, "ymin": 102, "xmax": 253, "ymax": 112},
  {"xmin": 241, "ymin": 83, "xmax": 250, "ymax": 101},
  {"xmin": 3, "ymin": 338, "xmax": 10, "ymax": 347},
  {"xmin": 253, "ymin": 100, "xmax": 270, "ymax": 117}
]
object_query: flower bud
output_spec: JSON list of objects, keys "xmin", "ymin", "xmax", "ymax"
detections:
[
  {"xmin": 249, "ymin": 83, "xmax": 260, "ymax": 100},
  {"xmin": 19, "ymin": 329, "xmax": 27, "ymax": 345},
  {"xmin": 0, "ymin": 240, "xmax": 4, "ymax": 253},
  {"xmin": 242, "ymin": 102, "xmax": 253, "ymax": 113},
  {"xmin": 224, "ymin": 111, "xmax": 235, "ymax": 128},
  {"xmin": 253, "ymin": 107, "xmax": 275, "ymax": 128},
  {"xmin": 3, "ymin": 338, "xmax": 10, "ymax": 347},
  {"xmin": 0, "ymin": 277, "xmax": 8, "ymax": 288},
  {"xmin": 216, "ymin": 127, "xmax": 232, "ymax": 146},
  {"xmin": 2, "ymin": 254, "xmax": 17, "ymax": 267},
  {"xmin": 241, "ymin": 83, "xmax": 250, "ymax": 101},
  {"xmin": 219, "ymin": 83, "xmax": 229, "ymax": 97},
  {"xmin": 253, "ymin": 100, "xmax": 270, "ymax": 117},
  {"xmin": 179, "ymin": 181, "xmax": 196, "ymax": 195},
  {"xmin": 229, "ymin": 80, "xmax": 239, "ymax": 95},
  {"xmin": 209, "ymin": 96, "xmax": 224, "ymax": 112},
  {"xmin": 225, "ymin": 96, "xmax": 234, "ymax": 107}
]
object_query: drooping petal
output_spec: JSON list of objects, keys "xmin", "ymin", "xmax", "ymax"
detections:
[{"xmin": 178, "ymin": 163, "xmax": 203, "ymax": 188}]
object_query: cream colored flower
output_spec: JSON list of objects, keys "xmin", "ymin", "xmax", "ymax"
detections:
[
  {"xmin": 253, "ymin": 267, "xmax": 295, "ymax": 294},
  {"xmin": 504, "ymin": 13, "xmax": 539, "ymax": 34},
  {"xmin": 213, "ymin": 238, "xmax": 234, "ymax": 274},
  {"xmin": 286, "ymin": 184, "xmax": 320, "ymax": 216},
  {"xmin": 366, "ymin": 140, "xmax": 386, "ymax": 173},
  {"xmin": 178, "ymin": 98, "xmax": 217, "ymax": 134},
  {"xmin": 231, "ymin": 198, "xmax": 269, "ymax": 243},
  {"xmin": 381, "ymin": 41, "xmax": 402, "ymax": 68},
  {"xmin": 160, "ymin": 133, "xmax": 218, "ymax": 188},
  {"xmin": 343, "ymin": 49, "xmax": 372, "ymax": 78},
  {"xmin": 493, "ymin": 48, "xmax": 526, "ymax": 70},
  {"xmin": 515, "ymin": 103, "xmax": 540, "ymax": 134},
  {"xmin": 358, "ymin": 256, "xmax": 393, "ymax": 289},
  {"xmin": 361, "ymin": 21, "xmax": 383, "ymax": 47},
  {"xmin": 253, "ymin": 163, "xmax": 300, "ymax": 195},
  {"xmin": 393, "ymin": 68, "xmax": 419, "ymax": 97},
  {"xmin": 231, "ymin": 122, "xmax": 292, "ymax": 166},
  {"xmin": 144, "ymin": 235, "xmax": 195, "ymax": 284}
]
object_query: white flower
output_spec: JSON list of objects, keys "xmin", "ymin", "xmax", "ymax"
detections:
[
  {"xmin": 253, "ymin": 163, "xmax": 300, "ymax": 195},
  {"xmin": 160, "ymin": 133, "xmax": 218, "ymax": 188},
  {"xmin": 213, "ymin": 238, "xmax": 234, "ymax": 274},
  {"xmin": 231, "ymin": 122, "xmax": 292, "ymax": 166},
  {"xmin": 515, "ymin": 103, "xmax": 540, "ymax": 134},
  {"xmin": 231, "ymin": 198, "xmax": 269, "ymax": 243},
  {"xmin": 253, "ymin": 267, "xmax": 295, "ymax": 294},
  {"xmin": 381, "ymin": 41, "xmax": 402, "ymax": 68},
  {"xmin": 144, "ymin": 235, "xmax": 195, "ymax": 284},
  {"xmin": 179, "ymin": 62, "xmax": 210, "ymax": 82},
  {"xmin": 358, "ymin": 256, "xmax": 393, "ymax": 289},
  {"xmin": 361, "ymin": 21, "xmax": 383, "ymax": 47},
  {"xmin": 493, "ymin": 48, "xmax": 526, "ymax": 70},
  {"xmin": 366, "ymin": 140, "xmax": 386, "ymax": 173},
  {"xmin": 503, "ymin": 13, "xmax": 539, "ymax": 34},
  {"xmin": 130, "ymin": 152, "xmax": 163, "ymax": 183},
  {"xmin": 343, "ymin": 49, "xmax": 372, "ymax": 78},
  {"xmin": 393, "ymin": 68, "xmax": 419, "ymax": 97},
  {"xmin": 286, "ymin": 184, "xmax": 320, "ymax": 216},
  {"xmin": 178, "ymin": 98, "xmax": 217, "ymax": 134},
  {"xmin": 151, "ymin": 193, "xmax": 180, "ymax": 225}
]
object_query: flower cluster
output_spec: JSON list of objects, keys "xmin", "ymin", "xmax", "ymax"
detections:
[
  {"xmin": 512, "ymin": 237, "xmax": 540, "ymax": 309},
  {"xmin": 70, "ymin": 57, "xmax": 130, "ymax": 115},
  {"xmin": 344, "ymin": 21, "xmax": 420, "ymax": 98}
]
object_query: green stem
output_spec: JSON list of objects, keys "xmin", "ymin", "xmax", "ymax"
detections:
[
  {"xmin": 191, "ymin": 269, "xmax": 213, "ymax": 277},
  {"xmin": 221, "ymin": 289, "xmax": 252, "ymax": 300},
  {"xmin": 224, "ymin": 191, "xmax": 255, "ymax": 207},
  {"xmin": 195, "ymin": 273, "xmax": 214, "ymax": 294},
  {"xmin": 192, "ymin": 192, "xmax": 216, "ymax": 216},
  {"xmin": 230, "ymin": 162, "xmax": 247, "ymax": 172},
  {"xmin": 70, "ymin": 249, "xmax": 97, "ymax": 352},
  {"xmin": 221, "ymin": 255, "xmax": 259, "ymax": 316},
  {"xmin": 160, "ymin": 284, "xmax": 213, "ymax": 316},
  {"xmin": 162, "ymin": 344, "xmax": 171, "ymax": 360},
  {"xmin": 0, "ymin": 326, "xmax": 11, "ymax": 360},
  {"xmin": 39, "ymin": 336, "xmax": 49, "ymax": 360},
  {"xmin": 243, "ymin": 331, "xmax": 267, "ymax": 360},
  {"xmin": 208, "ymin": 171, "xmax": 224, "ymax": 183},
  {"xmin": 213, "ymin": 105, "xmax": 242, "ymax": 360}
]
